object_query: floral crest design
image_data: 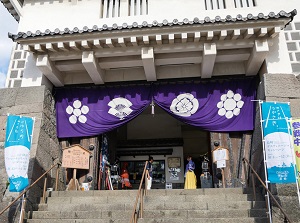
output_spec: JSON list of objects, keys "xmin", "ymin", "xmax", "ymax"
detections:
[
  {"xmin": 217, "ymin": 90, "xmax": 244, "ymax": 119},
  {"xmin": 66, "ymin": 100, "xmax": 89, "ymax": 124},
  {"xmin": 170, "ymin": 93, "xmax": 199, "ymax": 117},
  {"xmin": 108, "ymin": 97, "xmax": 133, "ymax": 120}
]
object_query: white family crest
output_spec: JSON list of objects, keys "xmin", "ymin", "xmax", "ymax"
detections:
[
  {"xmin": 66, "ymin": 100, "xmax": 89, "ymax": 124},
  {"xmin": 108, "ymin": 97, "xmax": 133, "ymax": 120},
  {"xmin": 217, "ymin": 90, "xmax": 244, "ymax": 119},
  {"xmin": 170, "ymin": 93, "xmax": 199, "ymax": 117}
]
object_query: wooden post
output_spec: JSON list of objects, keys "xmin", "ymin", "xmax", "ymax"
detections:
[
  {"xmin": 42, "ymin": 177, "xmax": 47, "ymax": 203},
  {"xmin": 55, "ymin": 165, "xmax": 59, "ymax": 191},
  {"xmin": 140, "ymin": 189, "xmax": 144, "ymax": 218}
]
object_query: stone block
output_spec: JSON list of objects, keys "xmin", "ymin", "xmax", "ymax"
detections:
[
  {"xmin": 263, "ymin": 73, "xmax": 300, "ymax": 98},
  {"xmin": 290, "ymin": 98, "xmax": 300, "ymax": 117},
  {"xmin": 15, "ymin": 86, "xmax": 46, "ymax": 105},
  {"xmin": 0, "ymin": 88, "xmax": 18, "ymax": 107}
]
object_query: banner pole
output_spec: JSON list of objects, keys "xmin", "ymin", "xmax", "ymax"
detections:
[
  {"xmin": 259, "ymin": 100, "xmax": 273, "ymax": 223},
  {"xmin": 288, "ymin": 118, "xmax": 300, "ymax": 206}
]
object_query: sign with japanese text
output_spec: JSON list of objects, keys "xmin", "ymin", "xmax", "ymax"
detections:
[
  {"xmin": 4, "ymin": 115, "xmax": 34, "ymax": 192},
  {"xmin": 261, "ymin": 102, "xmax": 296, "ymax": 183},
  {"xmin": 291, "ymin": 119, "xmax": 300, "ymax": 184},
  {"xmin": 62, "ymin": 145, "xmax": 90, "ymax": 169}
]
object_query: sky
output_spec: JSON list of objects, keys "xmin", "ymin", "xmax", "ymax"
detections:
[{"xmin": 0, "ymin": 3, "xmax": 18, "ymax": 88}]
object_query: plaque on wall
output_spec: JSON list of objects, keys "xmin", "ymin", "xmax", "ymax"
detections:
[
  {"xmin": 62, "ymin": 144, "xmax": 91, "ymax": 170},
  {"xmin": 167, "ymin": 157, "xmax": 181, "ymax": 168}
]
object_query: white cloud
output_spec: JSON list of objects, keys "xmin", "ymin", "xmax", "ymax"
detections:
[{"xmin": 0, "ymin": 4, "xmax": 18, "ymax": 84}]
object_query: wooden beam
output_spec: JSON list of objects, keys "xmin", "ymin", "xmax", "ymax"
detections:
[
  {"xmin": 143, "ymin": 36, "xmax": 150, "ymax": 45},
  {"xmin": 231, "ymin": 29, "xmax": 240, "ymax": 40},
  {"xmin": 219, "ymin": 30, "xmax": 227, "ymax": 40},
  {"xmin": 118, "ymin": 38, "xmax": 126, "ymax": 47},
  {"xmin": 82, "ymin": 51, "xmax": 105, "ymax": 84},
  {"xmin": 182, "ymin": 33, "xmax": 188, "ymax": 43},
  {"xmin": 36, "ymin": 54, "xmax": 64, "ymax": 87},
  {"xmin": 244, "ymin": 28, "xmax": 254, "ymax": 39},
  {"xmin": 46, "ymin": 43, "xmax": 58, "ymax": 52},
  {"xmin": 81, "ymin": 40, "xmax": 92, "ymax": 49},
  {"xmin": 207, "ymin": 31, "xmax": 214, "ymax": 41},
  {"xmin": 34, "ymin": 44, "xmax": 46, "ymax": 52},
  {"xmin": 106, "ymin": 39, "xmax": 114, "ymax": 48},
  {"xmin": 131, "ymin": 37, "xmax": 138, "ymax": 46},
  {"xmin": 258, "ymin": 28, "xmax": 268, "ymax": 37},
  {"xmin": 194, "ymin": 32, "xmax": 201, "ymax": 42},
  {"xmin": 201, "ymin": 43, "xmax": 216, "ymax": 78},
  {"xmin": 156, "ymin": 35, "xmax": 162, "ymax": 45},
  {"xmin": 141, "ymin": 47, "xmax": 156, "ymax": 81},
  {"xmin": 169, "ymin": 34, "xmax": 175, "ymax": 44},
  {"xmin": 245, "ymin": 39, "xmax": 269, "ymax": 76},
  {"xmin": 57, "ymin": 42, "xmax": 69, "ymax": 51},
  {"xmin": 69, "ymin": 41, "xmax": 81, "ymax": 51},
  {"xmin": 269, "ymin": 27, "xmax": 281, "ymax": 38}
]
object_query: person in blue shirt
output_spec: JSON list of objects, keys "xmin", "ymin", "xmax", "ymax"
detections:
[
  {"xmin": 184, "ymin": 156, "xmax": 197, "ymax": 189},
  {"xmin": 146, "ymin": 156, "xmax": 154, "ymax": 190}
]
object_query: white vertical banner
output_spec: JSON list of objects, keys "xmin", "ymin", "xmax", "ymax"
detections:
[{"xmin": 4, "ymin": 115, "xmax": 35, "ymax": 192}]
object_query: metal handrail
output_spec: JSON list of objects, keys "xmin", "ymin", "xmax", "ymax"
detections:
[
  {"xmin": 130, "ymin": 161, "xmax": 148, "ymax": 223},
  {"xmin": 242, "ymin": 158, "xmax": 293, "ymax": 223},
  {"xmin": 0, "ymin": 163, "xmax": 60, "ymax": 217}
]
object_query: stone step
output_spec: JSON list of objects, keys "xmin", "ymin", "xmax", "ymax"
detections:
[
  {"xmin": 138, "ymin": 217, "xmax": 269, "ymax": 223},
  {"xmin": 32, "ymin": 210, "xmax": 132, "ymax": 219},
  {"xmin": 144, "ymin": 200, "xmax": 266, "ymax": 210},
  {"xmin": 46, "ymin": 195, "xmax": 135, "ymax": 204},
  {"xmin": 49, "ymin": 190, "xmax": 137, "ymax": 197},
  {"xmin": 142, "ymin": 209, "xmax": 267, "ymax": 218},
  {"xmin": 27, "ymin": 219, "xmax": 128, "ymax": 223},
  {"xmin": 146, "ymin": 188, "xmax": 247, "ymax": 196},
  {"xmin": 38, "ymin": 203, "xmax": 134, "ymax": 212},
  {"xmin": 144, "ymin": 193, "xmax": 263, "ymax": 202},
  {"xmin": 48, "ymin": 188, "xmax": 250, "ymax": 198}
]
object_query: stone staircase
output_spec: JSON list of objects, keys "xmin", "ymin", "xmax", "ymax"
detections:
[{"xmin": 26, "ymin": 188, "xmax": 268, "ymax": 223}]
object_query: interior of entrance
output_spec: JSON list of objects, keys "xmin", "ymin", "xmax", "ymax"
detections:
[{"xmin": 108, "ymin": 104, "xmax": 212, "ymax": 189}]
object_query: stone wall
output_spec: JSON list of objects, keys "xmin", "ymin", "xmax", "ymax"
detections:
[
  {"xmin": 0, "ymin": 86, "xmax": 62, "ymax": 223},
  {"xmin": 250, "ymin": 73, "xmax": 300, "ymax": 222}
]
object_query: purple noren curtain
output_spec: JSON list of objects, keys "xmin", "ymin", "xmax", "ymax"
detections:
[
  {"xmin": 55, "ymin": 85, "xmax": 152, "ymax": 138},
  {"xmin": 55, "ymin": 78, "xmax": 256, "ymax": 138},
  {"xmin": 153, "ymin": 78, "xmax": 256, "ymax": 131}
]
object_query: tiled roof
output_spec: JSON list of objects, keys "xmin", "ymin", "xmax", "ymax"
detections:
[
  {"xmin": 1, "ymin": 0, "xmax": 20, "ymax": 21},
  {"xmin": 9, "ymin": 10, "xmax": 297, "ymax": 41}
]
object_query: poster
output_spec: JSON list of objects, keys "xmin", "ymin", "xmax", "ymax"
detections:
[
  {"xmin": 291, "ymin": 119, "xmax": 300, "ymax": 184},
  {"xmin": 4, "ymin": 115, "xmax": 34, "ymax": 192},
  {"xmin": 261, "ymin": 102, "xmax": 296, "ymax": 183}
]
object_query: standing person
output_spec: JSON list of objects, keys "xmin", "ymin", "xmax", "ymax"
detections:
[
  {"xmin": 120, "ymin": 162, "xmax": 132, "ymax": 189},
  {"xmin": 146, "ymin": 156, "xmax": 154, "ymax": 190},
  {"xmin": 184, "ymin": 156, "xmax": 197, "ymax": 189}
]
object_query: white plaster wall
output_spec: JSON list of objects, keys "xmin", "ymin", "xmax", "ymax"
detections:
[
  {"xmin": 18, "ymin": 0, "xmax": 299, "ymax": 33},
  {"xmin": 265, "ymin": 31, "xmax": 293, "ymax": 74}
]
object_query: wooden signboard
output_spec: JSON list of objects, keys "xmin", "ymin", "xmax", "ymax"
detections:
[{"xmin": 62, "ymin": 144, "xmax": 91, "ymax": 170}]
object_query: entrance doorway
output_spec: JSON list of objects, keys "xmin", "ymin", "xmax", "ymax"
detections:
[{"xmin": 108, "ymin": 105, "xmax": 212, "ymax": 189}]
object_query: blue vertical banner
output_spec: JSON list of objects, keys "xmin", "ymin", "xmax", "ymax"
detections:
[
  {"xmin": 4, "ymin": 115, "xmax": 35, "ymax": 192},
  {"xmin": 261, "ymin": 102, "xmax": 296, "ymax": 183}
]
